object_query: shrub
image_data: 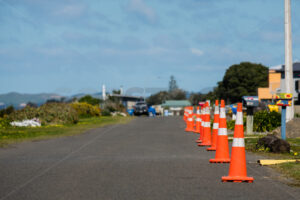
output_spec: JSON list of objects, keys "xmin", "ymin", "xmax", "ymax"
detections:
[
  {"xmin": 104, "ymin": 101, "xmax": 125, "ymax": 113},
  {"xmin": 79, "ymin": 95, "xmax": 102, "ymax": 106},
  {"xmin": 0, "ymin": 106, "xmax": 15, "ymax": 118},
  {"xmin": 253, "ymin": 111, "xmax": 281, "ymax": 132},
  {"xmin": 8, "ymin": 103, "xmax": 78, "ymax": 125},
  {"xmin": 101, "ymin": 109, "xmax": 111, "ymax": 116},
  {"xmin": 0, "ymin": 117, "xmax": 11, "ymax": 128},
  {"xmin": 227, "ymin": 120, "xmax": 235, "ymax": 130},
  {"xmin": 38, "ymin": 103, "xmax": 79, "ymax": 125},
  {"xmin": 71, "ymin": 102, "xmax": 101, "ymax": 117},
  {"xmin": 8, "ymin": 106, "xmax": 37, "ymax": 121}
]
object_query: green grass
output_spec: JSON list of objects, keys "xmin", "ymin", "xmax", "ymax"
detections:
[
  {"xmin": 244, "ymin": 135, "xmax": 300, "ymax": 186},
  {"xmin": 271, "ymin": 162, "xmax": 300, "ymax": 186},
  {"xmin": 0, "ymin": 116, "xmax": 133, "ymax": 147}
]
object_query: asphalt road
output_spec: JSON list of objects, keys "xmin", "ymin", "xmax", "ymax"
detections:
[{"xmin": 0, "ymin": 117, "xmax": 299, "ymax": 200}]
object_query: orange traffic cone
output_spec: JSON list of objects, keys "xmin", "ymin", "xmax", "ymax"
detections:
[
  {"xmin": 198, "ymin": 102, "xmax": 211, "ymax": 146},
  {"xmin": 194, "ymin": 107, "xmax": 201, "ymax": 133},
  {"xmin": 185, "ymin": 108, "xmax": 194, "ymax": 132},
  {"xmin": 210, "ymin": 100, "xmax": 230, "ymax": 163},
  {"xmin": 196, "ymin": 106, "xmax": 204, "ymax": 143},
  {"xmin": 207, "ymin": 100, "xmax": 219, "ymax": 151},
  {"xmin": 183, "ymin": 107, "xmax": 188, "ymax": 122},
  {"xmin": 222, "ymin": 103, "xmax": 254, "ymax": 183}
]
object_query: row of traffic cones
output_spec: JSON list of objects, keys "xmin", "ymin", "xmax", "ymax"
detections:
[{"xmin": 184, "ymin": 100, "xmax": 254, "ymax": 183}]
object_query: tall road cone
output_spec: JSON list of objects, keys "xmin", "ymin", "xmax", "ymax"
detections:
[
  {"xmin": 185, "ymin": 108, "xmax": 194, "ymax": 132},
  {"xmin": 196, "ymin": 106, "xmax": 204, "ymax": 143},
  {"xmin": 198, "ymin": 102, "xmax": 212, "ymax": 146},
  {"xmin": 222, "ymin": 103, "xmax": 254, "ymax": 183},
  {"xmin": 210, "ymin": 100, "xmax": 230, "ymax": 163},
  {"xmin": 207, "ymin": 100, "xmax": 219, "ymax": 151},
  {"xmin": 194, "ymin": 107, "xmax": 201, "ymax": 133}
]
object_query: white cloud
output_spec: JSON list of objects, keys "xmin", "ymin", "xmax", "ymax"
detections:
[
  {"xmin": 190, "ymin": 48, "xmax": 204, "ymax": 56},
  {"xmin": 127, "ymin": 0, "xmax": 156, "ymax": 23}
]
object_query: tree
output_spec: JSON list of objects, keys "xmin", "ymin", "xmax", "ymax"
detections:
[
  {"xmin": 146, "ymin": 91, "xmax": 169, "ymax": 105},
  {"xmin": 169, "ymin": 89, "xmax": 186, "ymax": 100},
  {"xmin": 112, "ymin": 90, "xmax": 121, "ymax": 94},
  {"xmin": 189, "ymin": 92, "xmax": 206, "ymax": 105},
  {"xmin": 79, "ymin": 95, "xmax": 102, "ymax": 106},
  {"xmin": 0, "ymin": 105, "xmax": 14, "ymax": 117},
  {"xmin": 169, "ymin": 75, "xmax": 178, "ymax": 92},
  {"xmin": 26, "ymin": 102, "xmax": 38, "ymax": 108},
  {"xmin": 214, "ymin": 62, "xmax": 268, "ymax": 103}
]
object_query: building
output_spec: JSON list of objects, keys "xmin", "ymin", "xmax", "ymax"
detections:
[
  {"xmin": 161, "ymin": 100, "xmax": 191, "ymax": 116},
  {"xmin": 108, "ymin": 94, "xmax": 144, "ymax": 110},
  {"xmin": 258, "ymin": 62, "xmax": 300, "ymax": 102}
]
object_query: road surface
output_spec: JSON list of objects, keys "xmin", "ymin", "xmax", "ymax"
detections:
[{"xmin": 0, "ymin": 117, "xmax": 299, "ymax": 200}]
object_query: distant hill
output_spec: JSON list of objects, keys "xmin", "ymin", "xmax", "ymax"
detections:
[
  {"xmin": 0, "ymin": 92, "xmax": 63, "ymax": 108},
  {"xmin": 70, "ymin": 92, "xmax": 103, "ymax": 100},
  {"xmin": 200, "ymin": 87, "xmax": 214, "ymax": 94}
]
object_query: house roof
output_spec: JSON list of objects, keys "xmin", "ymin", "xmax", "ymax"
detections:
[
  {"xmin": 109, "ymin": 94, "xmax": 144, "ymax": 101},
  {"xmin": 270, "ymin": 62, "xmax": 300, "ymax": 72},
  {"xmin": 161, "ymin": 100, "xmax": 191, "ymax": 107}
]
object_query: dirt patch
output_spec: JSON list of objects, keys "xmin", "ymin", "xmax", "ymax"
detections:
[{"xmin": 273, "ymin": 118, "xmax": 300, "ymax": 138}]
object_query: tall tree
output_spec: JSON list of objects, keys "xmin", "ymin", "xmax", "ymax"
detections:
[
  {"xmin": 146, "ymin": 91, "xmax": 169, "ymax": 105},
  {"xmin": 169, "ymin": 75, "xmax": 178, "ymax": 92},
  {"xmin": 214, "ymin": 62, "xmax": 268, "ymax": 103}
]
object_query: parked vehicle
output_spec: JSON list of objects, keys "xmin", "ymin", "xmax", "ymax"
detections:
[{"xmin": 133, "ymin": 102, "xmax": 148, "ymax": 115}]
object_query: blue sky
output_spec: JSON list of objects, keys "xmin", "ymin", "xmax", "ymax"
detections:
[{"xmin": 0, "ymin": 0, "xmax": 300, "ymax": 95}]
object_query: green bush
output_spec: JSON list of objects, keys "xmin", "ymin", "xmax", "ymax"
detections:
[
  {"xmin": 104, "ymin": 101, "xmax": 125, "ymax": 113},
  {"xmin": 0, "ymin": 117, "xmax": 11, "ymax": 128},
  {"xmin": 8, "ymin": 103, "xmax": 78, "ymax": 125},
  {"xmin": 253, "ymin": 111, "xmax": 281, "ymax": 132},
  {"xmin": 0, "ymin": 106, "xmax": 15, "ymax": 118},
  {"xmin": 78, "ymin": 95, "xmax": 102, "ymax": 106},
  {"xmin": 38, "ymin": 103, "xmax": 79, "ymax": 125},
  {"xmin": 8, "ymin": 106, "xmax": 37, "ymax": 121},
  {"xmin": 71, "ymin": 102, "xmax": 101, "ymax": 117},
  {"xmin": 227, "ymin": 120, "xmax": 235, "ymax": 130},
  {"xmin": 101, "ymin": 109, "xmax": 111, "ymax": 116}
]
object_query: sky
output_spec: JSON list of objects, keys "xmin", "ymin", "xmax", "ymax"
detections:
[{"xmin": 0, "ymin": 0, "xmax": 300, "ymax": 96}]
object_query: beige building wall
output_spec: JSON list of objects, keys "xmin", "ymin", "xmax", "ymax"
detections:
[{"xmin": 258, "ymin": 71, "xmax": 281, "ymax": 101}]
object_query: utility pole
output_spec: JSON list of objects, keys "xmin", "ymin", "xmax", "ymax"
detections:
[{"xmin": 285, "ymin": 0, "xmax": 294, "ymax": 121}]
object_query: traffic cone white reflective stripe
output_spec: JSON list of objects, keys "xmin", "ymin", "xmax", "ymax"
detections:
[
  {"xmin": 203, "ymin": 121, "xmax": 210, "ymax": 127},
  {"xmin": 219, "ymin": 107, "xmax": 226, "ymax": 118},
  {"xmin": 218, "ymin": 128, "xmax": 227, "ymax": 135},
  {"xmin": 235, "ymin": 111, "xmax": 243, "ymax": 125},
  {"xmin": 213, "ymin": 123, "xmax": 219, "ymax": 129},
  {"xmin": 232, "ymin": 138, "xmax": 245, "ymax": 147}
]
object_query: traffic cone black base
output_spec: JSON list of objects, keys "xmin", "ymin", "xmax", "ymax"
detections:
[
  {"xmin": 222, "ymin": 176, "xmax": 254, "ymax": 183},
  {"xmin": 209, "ymin": 158, "xmax": 230, "ymax": 163}
]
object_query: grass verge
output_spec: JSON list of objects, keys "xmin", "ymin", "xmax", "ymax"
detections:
[
  {"xmin": 0, "ymin": 116, "xmax": 133, "ymax": 147},
  {"xmin": 244, "ymin": 135, "xmax": 300, "ymax": 186}
]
